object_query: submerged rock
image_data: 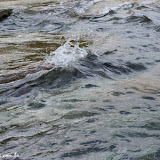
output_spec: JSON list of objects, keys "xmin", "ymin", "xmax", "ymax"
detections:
[{"xmin": 0, "ymin": 9, "xmax": 12, "ymax": 21}]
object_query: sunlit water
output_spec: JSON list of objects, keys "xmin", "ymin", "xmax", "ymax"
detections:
[{"xmin": 0, "ymin": 0, "xmax": 160, "ymax": 159}]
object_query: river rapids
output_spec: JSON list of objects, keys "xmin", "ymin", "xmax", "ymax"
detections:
[{"xmin": 0, "ymin": 0, "xmax": 160, "ymax": 159}]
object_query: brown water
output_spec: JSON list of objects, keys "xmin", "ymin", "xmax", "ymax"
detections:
[{"xmin": 0, "ymin": 0, "xmax": 160, "ymax": 159}]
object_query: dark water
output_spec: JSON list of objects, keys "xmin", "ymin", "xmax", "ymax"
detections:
[{"xmin": 0, "ymin": 0, "xmax": 160, "ymax": 159}]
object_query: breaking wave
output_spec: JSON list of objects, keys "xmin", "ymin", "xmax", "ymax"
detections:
[{"xmin": 46, "ymin": 39, "xmax": 89, "ymax": 68}]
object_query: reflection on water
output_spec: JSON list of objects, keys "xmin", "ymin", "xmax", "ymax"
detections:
[{"xmin": 0, "ymin": 0, "xmax": 160, "ymax": 159}]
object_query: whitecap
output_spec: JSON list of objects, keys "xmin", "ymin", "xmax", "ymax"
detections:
[{"xmin": 46, "ymin": 39, "xmax": 88, "ymax": 68}]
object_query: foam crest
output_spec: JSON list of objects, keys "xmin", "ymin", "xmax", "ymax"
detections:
[
  {"xmin": 99, "ymin": 2, "xmax": 136, "ymax": 15},
  {"xmin": 73, "ymin": 1, "xmax": 94, "ymax": 15},
  {"xmin": 60, "ymin": 0, "xmax": 101, "ymax": 16},
  {"xmin": 46, "ymin": 39, "xmax": 88, "ymax": 68},
  {"xmin": 99, "ymin": 0, "xmax": 158, "ymax": 15}
]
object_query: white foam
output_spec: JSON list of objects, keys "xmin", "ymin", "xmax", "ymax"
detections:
[
  {"xmin": 141, "ymin": 0, "xmax": 159, "ymax": 5},
  {"xmin": 72, "ymin": 0, "xmax": 102, "ymax": 15},
  {"xmin": 99, "ymin": 0, "xmax": 158, "ymax": 15},
  {"xmin": 99, "ymin": 2, "xmax": 136, "ymax": 15},
  {"xmin": 46, "ymin": 39, "xmax": 88, "ymax": 68},
  {"xmin": 60, "ymin": 0, "xmax": 102, "ymax": 16},
  {"xmin": 74, "ymin": 1, "xmax": 94, "ymax": 15}
]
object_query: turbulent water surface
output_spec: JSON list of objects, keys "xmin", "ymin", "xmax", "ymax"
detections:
[{"xmin": 0, "ymin": 0, "xmax": 160, "ymax": 159}]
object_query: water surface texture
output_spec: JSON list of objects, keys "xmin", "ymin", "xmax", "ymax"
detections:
[{"xmin": 0, "ymin": 0, "xmax": 160, "ymax": 159}]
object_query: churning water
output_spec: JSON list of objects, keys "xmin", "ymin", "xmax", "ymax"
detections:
[{"xmin": 0, "ymin": 0, "xmax": 160, "ymax": 159}]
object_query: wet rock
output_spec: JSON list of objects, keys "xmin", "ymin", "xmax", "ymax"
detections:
[{"xmin": 0, "ymin": 9, "xmax": 12, "ymax": 22}]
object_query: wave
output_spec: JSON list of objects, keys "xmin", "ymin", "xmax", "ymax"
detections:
[
  {"xmin": 46, "ymin": 39, "xmax": 89, "ymax": 68},
  {"xmin": 0, "ymin": 38, "xmax": 148, "ymax": 102}
]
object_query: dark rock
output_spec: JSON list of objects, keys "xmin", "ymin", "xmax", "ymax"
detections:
[{"xmin": 0, "ymin": 9, "xmax": 12, "ymax": 22}]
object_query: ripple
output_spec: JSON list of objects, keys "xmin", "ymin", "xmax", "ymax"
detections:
[{"xmin": 62, "ymin": 111, "xmax": 98, "ymax": 120}]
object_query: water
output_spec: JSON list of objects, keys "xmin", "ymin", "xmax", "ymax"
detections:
[{"xmin": 0, "ymin": 0, "xmax": 160, "ymax": 159}]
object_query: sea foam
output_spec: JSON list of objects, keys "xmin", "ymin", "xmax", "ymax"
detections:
[{"xmin": 46, "ymin": 39, "xmax": 88, "ymax": 68}]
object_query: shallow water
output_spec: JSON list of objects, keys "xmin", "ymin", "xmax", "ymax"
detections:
[{"xmin": 0, "ymin": 0, "xmax": 160, "ymax": 159}]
